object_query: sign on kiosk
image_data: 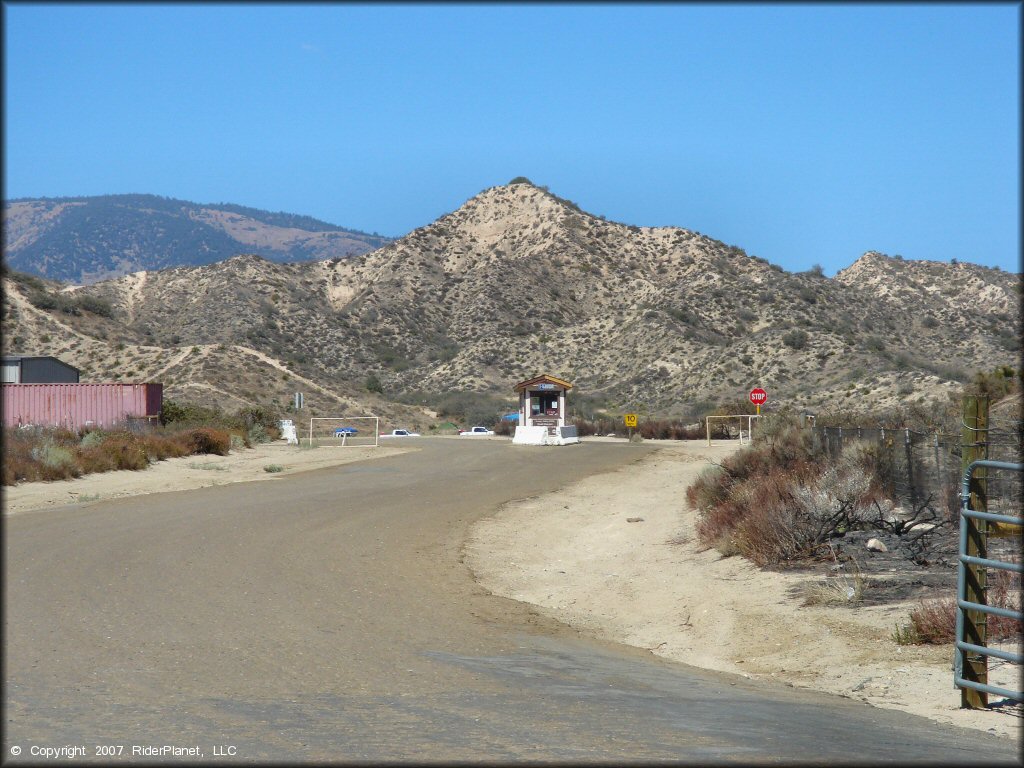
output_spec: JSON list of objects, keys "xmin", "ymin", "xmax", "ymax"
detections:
[{"xmin": 749, "ymin": 387, "xmax": 768, "ymax": 415}]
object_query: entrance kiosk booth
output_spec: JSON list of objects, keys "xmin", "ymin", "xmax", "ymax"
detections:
[{"xmin": 512, "ymin": 374, "xmax": 580, "ymax": 446}]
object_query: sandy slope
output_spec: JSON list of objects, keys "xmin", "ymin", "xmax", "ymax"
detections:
[{"xmin": 464, "ymin": 439, "xmax": 1022, "ymax": 742}]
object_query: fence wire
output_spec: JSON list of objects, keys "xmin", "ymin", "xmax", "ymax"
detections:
[{"xmin": 811, "ymin": 425, "xmax": 1023, "ymax": 522}]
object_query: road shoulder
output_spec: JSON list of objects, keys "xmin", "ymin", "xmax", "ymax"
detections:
[{"xmin": 464, "ymin": 439, "xmax": 1022, "ymax": 741}]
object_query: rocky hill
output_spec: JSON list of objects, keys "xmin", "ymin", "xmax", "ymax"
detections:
[
  {"xmin": 2, "ymin": 180, "xmax": 1020, "ymax": 428},
  {"xmin": 3, "ymin": 194, "xmax": 391, "ymax": 284}
]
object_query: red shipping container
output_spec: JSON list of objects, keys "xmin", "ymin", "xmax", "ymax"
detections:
[{"xmin": 2, "ymin": 383, "xmax": 163, "ymax": 431}]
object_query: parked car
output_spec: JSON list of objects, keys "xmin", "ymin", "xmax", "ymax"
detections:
[
  {"xmin": 380, "ymin": 429, "xmax": 421, "ymax": 437},
  {"xmin": 334, "ymin": 427, "xmax": 359, "ymax": 436},
  {"xmin": 459, "ymin": 426, "xmax": 495, "ymax": 436}
]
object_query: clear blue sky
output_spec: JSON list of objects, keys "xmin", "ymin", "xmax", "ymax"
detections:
[{"xmin": 3, "ymin": 3, "xmax": 1020, "ymax": 275}]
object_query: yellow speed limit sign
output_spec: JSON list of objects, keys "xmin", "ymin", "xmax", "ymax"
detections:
[{"xmin": 624, "ymin": 413, "xmax": 638, "ymax": 428}]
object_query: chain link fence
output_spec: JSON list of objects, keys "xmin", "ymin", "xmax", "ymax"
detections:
[
  {"xmin": 810, "ymin": 415, "xmax": 1022, "ymax": 574},
  {"xmin": 812, "ymin": 424, "xmax": 1022, "ymax": 519}
]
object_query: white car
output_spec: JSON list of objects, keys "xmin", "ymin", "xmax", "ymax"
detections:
[
  {"xmin": 380, "ymin": 429, "xmax": 421, "ymax": 437},
  {"xmin": 459, "ymin": 426, "xmax": 495, "ymax": 436}
]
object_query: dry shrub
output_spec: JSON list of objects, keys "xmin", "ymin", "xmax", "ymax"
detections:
[
  {"xmin": 3, "ymin": 423, "xmax": 235, "ymax": 486},
  {"xmin": 690, "ymin": 420, "xmax": 886, "ymax": 565},
  {"xmin": 34, "ymin": 441, "xmax": 80, "ymax": 477},
  {"xmin": 733, "ymin": 494, "xmax": 806, "ymax": 565},
  {"xmin": 184, "ymin": 427, "xmax": 231, "ymax": 456},
  {"xmin": 2, "ymin": 449, "xmax": 36, "ymax": 485},
  {"xmin": 638, "ymin": 419, "xmax": 706, "ymax": 440},
  {"xmin": 906, "ymin": 599, "xmax": 957, "ymax": 644},
  {"xmin": 986, "ymin": 567, "xmax": 1023, "ymax": 641},
  {"xmin": 78, "ymin": 445, "xmax": 118, "ymax": 474},
  {"xmin": 897, "ymin": 569, "xmax": 1021, "ymax": 645},
  {"xmin": 96, "ymin": 433, "xmax": 149, "ymax": 470},
  {"xmin": 140, "ymin": 432, "xmax": 192, "ymax": 461},
  {"xmin": 574, "ymin": 416, "xmax": 707, "ymax": 439},
  {"xmin": 686, "ymin": 465, "xmax": 731, "ymax": 513},
  {"xmin": 2, "ymin": 428, "xmax": 82, "ymax": 483}
]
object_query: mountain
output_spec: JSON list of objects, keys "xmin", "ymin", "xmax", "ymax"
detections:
[
  {"xmin": 2, "ymin": 180, "xmax": 1020, "ymax": 428},
  {"xmin": 2, "ymin": 194, "xmax": 391, "ymax": 284}
]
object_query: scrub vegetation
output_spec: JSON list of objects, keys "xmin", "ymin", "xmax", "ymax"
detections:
[
  {"xmin": 2, "ymin": 400, "xmax": 282, "ymax": 485},
  {"xmin": 891, "ymin": 570, "xmax": 1022, "ymax": 645},
  {"xmin": 685, "ymin": 370, "xmax": 1023, "ymax": 646}
]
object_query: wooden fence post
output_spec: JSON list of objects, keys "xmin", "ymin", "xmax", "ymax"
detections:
[{"xmin": 960, "ymin": 395, "xmax": 989, "ymax": 708}]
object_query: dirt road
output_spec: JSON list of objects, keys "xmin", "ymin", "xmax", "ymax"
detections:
[{"xmin": 4, "ymin": 439, "xmax": 1019, "ymax": 762}]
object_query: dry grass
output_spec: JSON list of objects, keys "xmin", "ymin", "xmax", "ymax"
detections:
[{"xmin": 802, "ymin": 547, "xmax": 867, "ymax": 605}]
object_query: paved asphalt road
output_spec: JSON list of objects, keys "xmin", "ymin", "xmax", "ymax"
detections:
[{"xmin": 4, "ymin": 438, "xmax": 1020, "ymax": 763}]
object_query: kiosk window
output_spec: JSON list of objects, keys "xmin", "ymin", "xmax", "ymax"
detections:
[{"xmin": 530, "ymin": 391, "xmax": 559, "ymax": 416}]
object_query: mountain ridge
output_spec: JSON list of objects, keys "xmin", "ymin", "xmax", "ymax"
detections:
[
  {"xmin": 2, "ymin": 181, "xmax": 1019, "ymax": 428},
  {"xmin": 3, "ymin": 193, "xmax": 391, "ymax": 284}
]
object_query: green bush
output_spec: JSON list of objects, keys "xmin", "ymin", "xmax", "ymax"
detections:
[
  {"xmin": 76, "ymin": 294, "xmax": 115, "ymax": 317},
  {"xmin": 161, "ymin": 399, "xmax": 225, "ymax": 426},
  {"xmin": 27, "ymin": 290, "xmax": 80, "ymax": 315},
  {"xmin": 865, "ymin": 336, "xmax": 886, "ymax": 352},
  {"xmin": 80, "ymin": 430, "xmax": 107, "ymax": 449},
  {"xmin": 33, "ymin": 440, "xmax": 79, "ymax": 475},
  {"xmin": 782, "ymin": 329, "xmax": 809, "ymax": 350},
  {"xmin": 237, "ymin": 404, "xmax": 280, "ymax": 431},
  {"xmin": 247, "ymin": 423, "xmax": 270, "ymax": 445}
]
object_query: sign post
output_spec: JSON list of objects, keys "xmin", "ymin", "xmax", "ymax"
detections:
[
  {"xmin": 749, "ymin": 387, "xmax": 767, "ymax": 415},
  {"xmin": 624, "ymin": 413, "xmax": 638, "ymax": 440}
]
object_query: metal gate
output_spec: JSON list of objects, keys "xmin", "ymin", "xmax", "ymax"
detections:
[{"xmin": 954, "ymin": 459, "xmax": 1023, "ymax": 704}]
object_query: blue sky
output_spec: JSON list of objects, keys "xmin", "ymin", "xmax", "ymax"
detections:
[{"xmin": 3, "ymin": 3, "xmax": 1020, "ymax": 275}]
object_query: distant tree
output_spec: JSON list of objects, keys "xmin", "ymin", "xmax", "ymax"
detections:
[
  {"xmin": 508, "ymin": 176, "xmax": 534, "ymax": 185},
  {"xmin": 808, "ymin": 264, "xmax": 825, "ymax": 278},
  {"xmin": 365, "ymin": 373, "xmax": 384, "ymax": 393}
]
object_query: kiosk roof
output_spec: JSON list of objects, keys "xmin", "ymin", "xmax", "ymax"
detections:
[{"xmin": 513, "ymin": 374, "xmax": 573, "ymax": 393}]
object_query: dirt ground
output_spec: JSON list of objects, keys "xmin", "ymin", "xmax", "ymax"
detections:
[
  {"xmin": 3, "ymin": 436, "xmax": 1020, "ymax": 742},
  {"xmin": 465, "ymin": 438, "xmax": 1023, "ymax": 742}
]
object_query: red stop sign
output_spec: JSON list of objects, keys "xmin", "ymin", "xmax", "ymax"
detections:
[{"xmin": 749, "ymin": 388, "xmax": 768, "ymax": 406}]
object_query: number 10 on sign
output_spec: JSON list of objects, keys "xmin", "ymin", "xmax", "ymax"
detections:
[{"xmin": 749, "ymin": 388, "xmax": 768, "ymax": 415}]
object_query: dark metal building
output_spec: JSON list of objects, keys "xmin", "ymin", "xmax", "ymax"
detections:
[{"xmin": 1, "ymin": 356, "xmax": 80, "ymax": 384}]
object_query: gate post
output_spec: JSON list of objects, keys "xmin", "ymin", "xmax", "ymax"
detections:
[{"xmin": 960, "ymin": 395, "xmax": 989, "ymax": 708}]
